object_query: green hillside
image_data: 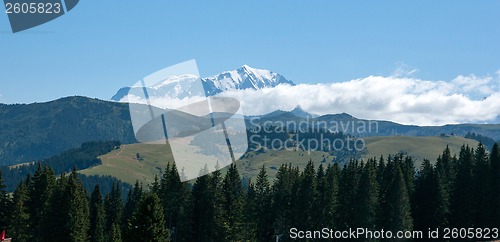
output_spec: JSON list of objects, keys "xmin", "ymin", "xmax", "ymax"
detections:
[
  {"xmin": 80, "ymin": 135, "xmax": 479, "ymax": 184},
  {"xmin": 80, "ymin": 143, "xmax": 174, "ymax": 184},
  {"xmin": 0, "ymin": 96, "xmax": 136, "ymax": 165},
  {"xmin": 79, "ymin": 142, "xmax": 330, "ymax": 184}
]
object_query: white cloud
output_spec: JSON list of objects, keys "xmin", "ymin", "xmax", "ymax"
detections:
[
  {"xmin": 124, "ymin": 72, "xmax": 500, "ymax": 126},
  {"xmin": 218, "ymin": 73, "xmax": 500, "ymax": 126},
  {"xmin": 451, "ymin": 74, "xmax": 494, "ymax": 96}
]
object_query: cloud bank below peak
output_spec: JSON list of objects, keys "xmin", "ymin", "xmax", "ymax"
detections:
[{"xmin": 220, "ymin": 71, "xmax": 500, "ymax": 126}]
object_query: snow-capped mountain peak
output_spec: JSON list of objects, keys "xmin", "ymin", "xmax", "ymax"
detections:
[
  {"xmin": 202, "ymin": 65, "xmax": 295, "ymax": 95},
  {"xmin": 111, "ymin": 65, "xmax": 295, "ymax": 101}
]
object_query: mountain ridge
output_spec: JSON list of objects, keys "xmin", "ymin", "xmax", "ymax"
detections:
[
  {"xmin": 261, "ymin": 105, "xmax": 318, "ymax": 119},
  {"xmin": 111, "ymin": 65, "xmax": 295, "ymax": 101},
  {"xmin": 1, "ymin": 95, "xmax": 499, "ymax": 166},
  {"xmin": 0, "ymin": 96, "xmax": 136, "ymax": 165}
]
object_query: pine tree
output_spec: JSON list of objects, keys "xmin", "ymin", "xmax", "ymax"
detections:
[
  {"xmin": 105, "ymin": 182, "xmax": 123, "ymax": 234},
  {"xmin": 378, "ymin": 156, "xmax": 393, "ymax": 229},
  {"xmin": 44, "ymin": 173, "xmax": 69, "ymax": 242},
  {"xmin": 338, "ymin": 160, "xmax": 361, "ymax": 229},
  {"xmin": 253, "ymin": 165, "xmax": 273, "ymax": 242},
  {"xmin": 210, "ymin": 166, "xmax": 225, "ymax": 242},
  {"xmin": 89, "ymin": 185, "xmax": 105, "ymax": 242},
  {"xmin": 451, "ymin": 145, "xmax": 475, "ymax": 227},
  {"xmin": 27, "ymin": 164, "xmax": 56, "ymax": 241},
  {"xmin": 9, "ymin": 180, "xmax": 30, "ymax": 242},
  {"xmin": 313, "ymin": 163, "xmax": 326, "ymax": 228},
  {"xmin": 490, "ymin": 143, "xmax": 500, "ymax": 227},
  {"xmin": 376, "ymin": 155, "xmax": 386, "ymax": 185},
  {"xmin": 109, "ymin": 223, "xmax": 122, "ymax": 242},
  {"xmin": 0, "ymin": 170, "xmax": 12, "ymax": 233},
  {"xmin": 128, "ymin": 193, "xmax": 169, "ymax": 242},
  {"xmin": 221, "ymin": 163, "xmax": 244, "ymax": 241},
  {"xmin": 65, "ymin": 169, "xmax": 90, "ymax": 242},
  {"xmin": 435, "ymin": 146, "xmax": 456, "ymax": 190},
  {"xmin": 36, "ymin": 168, "xmax": 89, "ymax": 242},
  {"xmin": 401, "ymin": 155, "xmax": 416, "ymax": 198},
  {"xmin": 123, "ymin": 181, "xmax": 143, "ymax": 241},
  {"xmin": 418, "ymin": 146, "xmax": 456, "ymax": 230},
  {"xmin": 191, "ymin": 173, "xmax": 216, "ymax": 242},
  {"xmin": 321, "ymin": 163, "xmax": 340, "ymax": 229},
  {"xmin": 434, "ymin": 163, "xmax": 452, "ymax": 229},
  {"xmin": 272, "ymin": 164, "xmax": 299, "ymax": 239},
  {"xmin": 159, "ymin": 163, "xmax": 190, "ymax": 241},
  {"xmin": 413, "ymin": 159, "xmax": 448, "ymax": 231},
  {"xmin": 294, "ymin": 160, "xmax": 317, "ymax": 231},
  {"xmin": 311, "ymin": 163, "xmax": 326, "ymax": 230},
  {"xmin": 472, "ymin": 143, "xmax": 491, "ymax": 227},
  {"xmin": 243, "ymin": 181, "xmax": 256, "ymax": 241},
  {"xmin": 381, "ymin": 161, "xmax": 413, "ymax": 232},
  {"xmin": 353, "ymin": 159, "xmax": 379, "ymax": 230},
  {"xmin": 150, "ymin": 175, "xmax": 160, "ymax": 195}
]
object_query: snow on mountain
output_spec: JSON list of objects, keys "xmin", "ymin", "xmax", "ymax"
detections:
[
  {"xmin": 111, "ymin": 65, "xmax": 295, "ymax": 101},
  {"xmin": 201, "ymin": 65, "xmax": 295, "ymax": 96}
]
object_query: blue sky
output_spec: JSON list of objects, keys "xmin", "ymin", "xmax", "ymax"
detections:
[{"xmin": 0, "ymin": 0, "xmax": 499, "ymax": 105}]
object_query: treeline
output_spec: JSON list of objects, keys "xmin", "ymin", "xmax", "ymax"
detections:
[
  {"xmin": 414, "ymin": 143, "xmax": 500, "ymax": 231},
  {"xmin": 1, "ymin": 143, "xmax": 499, "ymax": 241},
  {"xmin": 0, "ymin": 140, "xmax": 120, "ymax": 191},
  {"xmin": 465, "ymin": 132, "xmax": 498, "ymax": 150},
  {"xmin": 0, "ymin": 165, "xmax": 131, "ymax": 242},
  {"xmin": 79, "ymin": 174, "xmax": 131, "ymax": 199}
]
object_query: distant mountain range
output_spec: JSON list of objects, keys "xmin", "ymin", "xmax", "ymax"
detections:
[
  {"xmin": 111, "ymin": 65, "xmax": 295, "ymax": 101},
  {"xmin": 1, "ymin": 96, "xmax": 499, "ymax": 166},
  {"xmin": 253, "ymin": 106, "xmax": 500, "ymax": 139}
]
